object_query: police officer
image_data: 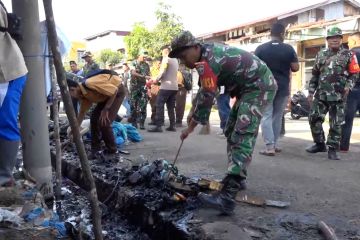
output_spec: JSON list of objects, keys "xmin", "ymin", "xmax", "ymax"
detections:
[
  {"xmin": 170, "ymin": 31, "xmax": 277, "ymax": 215},
  {"xmin": 306, "ymin": 27, "xmax": 359, "ymax": 160}
]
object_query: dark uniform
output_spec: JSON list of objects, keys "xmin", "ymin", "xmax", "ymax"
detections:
[{"xmin": 341, "ymin": 46, "xmax": 360, "ymax": 151}]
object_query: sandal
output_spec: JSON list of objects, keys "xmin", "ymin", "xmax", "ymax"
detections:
[{"xmin": 259, "ymin": 149, "xmax": 275, "ymax": 156}]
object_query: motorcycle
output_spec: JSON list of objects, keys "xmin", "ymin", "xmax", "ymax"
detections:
[{"xmin": 290, "ymin": 90, "xmax": 310, "ymax": 120}]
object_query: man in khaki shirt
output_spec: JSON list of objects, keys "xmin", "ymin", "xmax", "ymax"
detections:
[
  {"xmin": 67, "ymin": 71, "xmax": 125, "ymax": 158},
  {"xmin": 0, "ymin": 2, "xmax": 28, "ymax": 186}
]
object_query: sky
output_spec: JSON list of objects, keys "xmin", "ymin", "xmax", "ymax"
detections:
[{"xmin": 3, "ymin": 0, "xmax": 334, "ymax": 41}]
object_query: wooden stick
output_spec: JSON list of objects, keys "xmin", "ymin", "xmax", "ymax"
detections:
[
  {"xmin": 49, "ymin": 58, "xmax": 62, "ymax": 201},
  {"xmin": 42, "ymin": 1, "xmax": 103, "ymax": 239},
  {"xmin": 318, "ymin": 221, "xmax": 338, "ymax": 240}
]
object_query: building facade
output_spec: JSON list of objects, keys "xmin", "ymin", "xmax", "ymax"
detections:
[{"xmin": 197, "ymin": 0, "xmax": 360, "ymax": 93}]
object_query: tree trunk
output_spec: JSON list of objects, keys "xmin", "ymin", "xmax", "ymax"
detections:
[{"xmin": 42, "ymin": 1, "xmax": 103, "ymax": 239}]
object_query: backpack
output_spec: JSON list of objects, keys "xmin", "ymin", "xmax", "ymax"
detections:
[
  {"xmin": 182, "ymin": 70, "xmax": 193, "ymax": 91},
  {"xmin": 82, "ymin": 69, "xmax": 122, "ymax": 96},
  {"xmin": 0, "ymin": 1, "xmax": 22, "ymax": 40}
]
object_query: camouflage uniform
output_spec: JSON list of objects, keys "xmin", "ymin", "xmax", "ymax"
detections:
[
  {"xmin": 188, "ymin": 43, "xmax": 277, "ymax": 178},
  {"xmin": 82, "ymin": 61, "xmax": 100, "ymax": 77},
  {"xmin": 129, "ymin": 61, "xmax": 150, "ymax": 125},
  {"xmin": 309, "ymin": 45, "xmax": 357, "ymax": 149}
]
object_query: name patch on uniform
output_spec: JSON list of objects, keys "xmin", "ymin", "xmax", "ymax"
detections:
[
  {"xmin": 349, "ymin": 53, "xmax": 360, "ymax": 74},
  {"xmin": 195, "ymin": 62, "xmax": 218, "ymax": 91}
]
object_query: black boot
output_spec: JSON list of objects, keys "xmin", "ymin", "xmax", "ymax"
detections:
[
  {"xmin": 139, "ymin": 122, "xmax": 145, "ymax": 130},
  {"xmin": 306, "ymin": 142, "xmax": 327, "ymax": 153},
  {"xmin": 198, "ymin": 175, "xmax": 244, "ymax": 215},
  {"xmin": 166, "ymin": 126, "xmax": 176, "ymax": 132},
  {"xmin": 328, "ymin": 147, "xmax": 340, "ymax": 160},
  {"xmin": 0, "ymin": 139, "xmax": 20, "ymax": 186},
  {"xmin": 148, "ymin": 126, "xmax": 163, "ymax": 132},
  {"xmin": 148, "ymin": 121, "xmax": 156, "ymax": 126}
]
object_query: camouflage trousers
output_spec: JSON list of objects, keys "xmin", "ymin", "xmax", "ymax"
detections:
[
  {"xmin": 129, "ymin": 87, "xmax": 148, "ymax": 124},
  {"xmin": 309, "ymin": 98, "xmax": 345, "ymax": 149},
  {"xmin": 225, "ymin": 90, "xmax": 276, "ymax": 178}
]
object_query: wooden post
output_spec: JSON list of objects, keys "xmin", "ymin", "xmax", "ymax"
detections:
[
  {"xmin": 49, "ymin": 58, "xmax": 62, "ymax": 202},
  {"xmin": 42, "ymin": 1, "xmax": 103, "ymax": 239}
]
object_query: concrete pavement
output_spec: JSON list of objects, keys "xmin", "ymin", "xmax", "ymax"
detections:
[{"xmin": 123, "ymin": 109, "xmax": 360, "ymax": 239}]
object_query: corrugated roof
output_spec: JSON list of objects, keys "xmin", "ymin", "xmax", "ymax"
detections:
[
  {"xmin": 197, "ymin": 0, "xmax": 360, "ymax": 38},
  {"xmin": 85, "ymin": 30, "xmax": 130, "ymax": 41}
]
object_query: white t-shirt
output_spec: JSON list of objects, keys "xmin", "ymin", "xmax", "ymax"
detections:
[{"xmin": 157, "ymin": 57, "xmax": 179, "ymax": 91}]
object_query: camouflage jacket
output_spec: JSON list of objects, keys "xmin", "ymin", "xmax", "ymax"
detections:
[
  {"xmin": 130, "ymin": 61, "xmax": 150, "ymax": 91},
  {"xmin": 309, "ymin": 47, "xmax": 358, "ymax": 101},
  {"xmin": 82, "ymin": 61, "xmax": 100, "ymax": 77},
  {"xmin": 193, "ymin": 43, "xmax": 277, "ymax": 124}
]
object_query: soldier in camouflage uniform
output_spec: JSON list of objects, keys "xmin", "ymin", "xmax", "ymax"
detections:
[
  {"xmin": 169, "ymin": 31, "xmax": 277, "ymax": 215},
  {"xmin": 129, "ymin": 53, "xmax": 151, "ymax": 129},
  {"xmin": 81, "ymin": 51, "xmax": 100, "ymax": 77},
  {"xmin": 306, "ymin": 27, "xmax": 359, "ymax": 160}
]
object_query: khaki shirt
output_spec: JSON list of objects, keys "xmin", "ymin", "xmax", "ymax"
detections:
[
  {"xmin": 78, "ymin": 73, "xmax": 122, "ymax": 117},
  {"xmin": 177, "ymin": 71, "xmax": 184, "ymax": 88},
  {"xmin": 78, "ymin": 84, "xmax": 108, "ymax": 119},
  {"xmin": 0, "ymin": 6, "xmax": 28, "ymax": 83}
]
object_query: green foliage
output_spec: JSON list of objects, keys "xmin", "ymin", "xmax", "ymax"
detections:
[
  {"xmin": 96, "ymin": 49, "xmax": 124, "ymax": 67},
  {"xmin": 124, "ymin": 23, "xmax": 152, "ymax": 60},
  {"xmin": 124, "ymin": 2, "xmax": 184, "ymax": 59}
]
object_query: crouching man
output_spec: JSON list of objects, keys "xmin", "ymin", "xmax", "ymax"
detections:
[
  {"xmin": 170, "ymin": 31, "xmax": 277, "ymax": 215},
  {"xmin": 67, "ymin": 70, "xmax": 125, "ymax": 159}
]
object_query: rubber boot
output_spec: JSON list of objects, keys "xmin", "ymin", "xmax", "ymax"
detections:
[
  {"xmin": 328, "ymin": 147, "xmax": 340, "ymax": 160},
  {"xmin": 148, "ymin": 121, "xmax": 156, "ymax": 126},
  {"xmin": 306, "ymin": 142, "xmax": 327, "ymax": 153},
  {"xmin": 132, "ymin": 122, "xmax": 138, "ymax": 129},
  {"xmin": 166, "ymin": 125, "xmax": 176, "ymax": 132},
  {"xmin": 0, "ymin": 139, "xmax": 20, "ymax": 186},
  {"xmin": 198, "ymin": 175, "xmax": 245, "ymax": 215},
  {"xmin": 148, "ymin": 126, "xmax": 163, "ymax": 132}
]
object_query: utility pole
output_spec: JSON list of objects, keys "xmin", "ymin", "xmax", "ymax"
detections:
[{"xmin": 12, "ymin": 0, "xmax": 53, "ymax": 200}]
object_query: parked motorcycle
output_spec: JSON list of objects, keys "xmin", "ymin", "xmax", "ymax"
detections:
[{"xmin": 290, "ymin": 90, "xmax": 310, "ymax": 120}]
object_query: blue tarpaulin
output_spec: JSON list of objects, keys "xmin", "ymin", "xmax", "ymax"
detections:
[{"xmin": 112, "ymin": 122, "xmax": 143, "ymax": 146}]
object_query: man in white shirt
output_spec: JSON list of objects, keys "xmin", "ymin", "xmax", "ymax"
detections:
[{"xmin": 148, "ymin": 45, "xmax": 179, "ymax": 132}]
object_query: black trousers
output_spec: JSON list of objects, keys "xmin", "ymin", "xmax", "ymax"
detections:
[
  {"xmin": 340, "ymin": 87, "xmax": 360, "ymax": 150},
  {"xmin": 155, "ymin": 89, "xmax": 177, "ymax": 127}
]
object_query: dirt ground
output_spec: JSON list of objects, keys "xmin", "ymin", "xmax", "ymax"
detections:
[{"xmin": 123, "ymin": 109, "xmax": 360, "ymax": 239}]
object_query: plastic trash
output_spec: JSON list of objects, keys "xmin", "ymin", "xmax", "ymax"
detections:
[
  {"xmin": 42, "ymin": 213, "xmax": 67, "ymax": 237},
  {"xmin": 0, "ymin": 208, "xmax": 23, "ymax": 226},
  {"xmin": 23, "ymin": 207, "xmax": 45, "ymax": 222}
]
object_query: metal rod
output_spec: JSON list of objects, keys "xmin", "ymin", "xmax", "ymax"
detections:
[{"xmin": 167, "ymin": 140, "xmax": 184, "ymax": 180}]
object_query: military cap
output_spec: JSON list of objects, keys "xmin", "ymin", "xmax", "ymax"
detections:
[
  {"xmin": 81, "ymin": 51, "xmax": 93, "ymax": 58},
  {"xmin": 327, "ymin": 27, "xmax": 343, "ymax": 38},
  {"xmin": 169, "ymin": 31, "xmax": 199, "ymax": 58}
]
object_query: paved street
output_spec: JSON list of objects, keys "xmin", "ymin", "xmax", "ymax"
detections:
[{"xmin": 123, "ymin": 107, "xmax": 360, "ymax": 239}]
